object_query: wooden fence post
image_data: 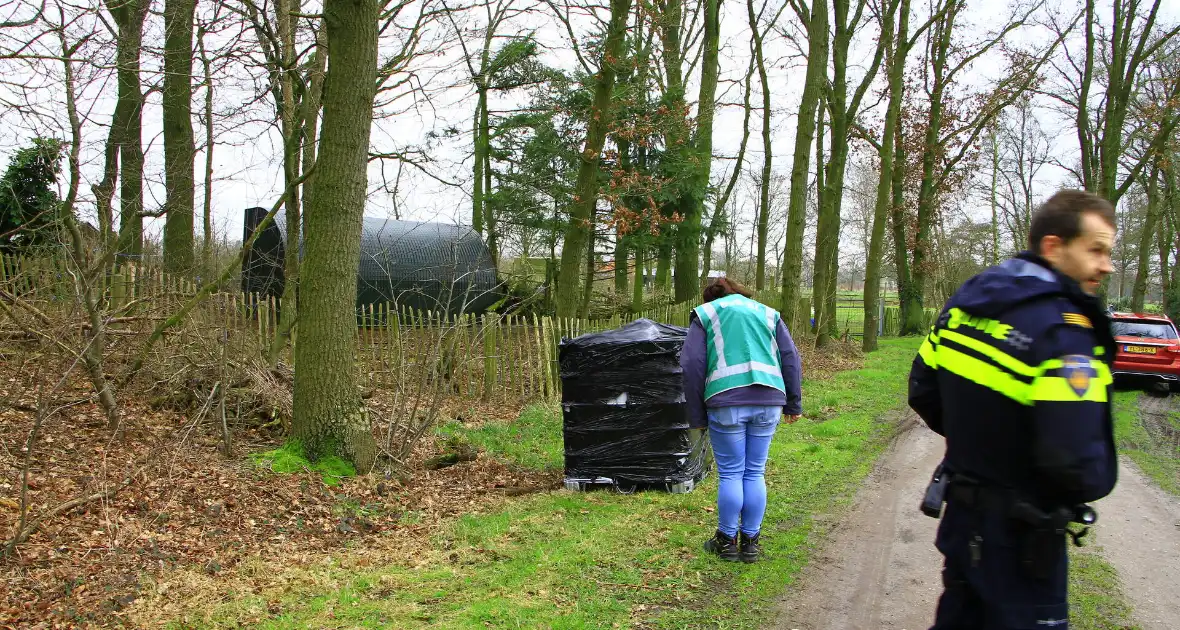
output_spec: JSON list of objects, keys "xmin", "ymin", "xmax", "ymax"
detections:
[{"xmin": 482, "ymin": 313, "xmax": 496, "ymax": 400}]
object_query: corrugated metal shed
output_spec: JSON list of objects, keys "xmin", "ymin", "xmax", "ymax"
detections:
[{"xmin": 241, "ymin": 207, "xmax": 500, "ymax": 316}]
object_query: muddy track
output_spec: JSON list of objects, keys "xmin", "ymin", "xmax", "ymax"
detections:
[{"xmin": 771, "ymin": 415, "xmax": 944, "ymax": 629}]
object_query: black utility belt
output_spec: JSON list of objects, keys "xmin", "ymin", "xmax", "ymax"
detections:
[{"xmin": 946, "ymin": 479, "xmax": 1097, "ymax": 544}]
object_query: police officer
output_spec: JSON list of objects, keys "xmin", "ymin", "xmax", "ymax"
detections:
[{"xmin": 909, "ymin": 189, "xmax": 1119, "ymax": 629}]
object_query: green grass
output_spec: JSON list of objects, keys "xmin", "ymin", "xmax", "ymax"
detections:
[
  {"xmin": 1068, "ymin": 545, "xmax": 1140, "ymax": 630},
  {"xmin": 436, "ymin": 405, "xmax": 563, "ymax": 471},
  {"xmin": 249, "ymin": 441, "xmax": 356, "ymax": 487},
  {"xmin": 1113, "ymin": 390, "xmax": 1180, "ymax": 497},
  {"xmin": 171, "ymin": 339, "xmax": 923, "ymax": 629}
]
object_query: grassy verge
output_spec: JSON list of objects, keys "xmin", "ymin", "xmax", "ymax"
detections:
[
  {"xmin": 1068, "ymin": 544, "xmax": 1140, "ymax": 630},
  {"xmin": 1063, "ymin": 386, "xmax": 1178, "ymax": 629},
  {"xmin": 165, "ymin": 338, "xmax": 922, "ymax": 629},
  {"xmin": 1113, "ymin": 390, "xmax": 1180, "ymax": 497}
]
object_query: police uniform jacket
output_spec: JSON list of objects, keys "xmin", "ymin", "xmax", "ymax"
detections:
[{"xmin": 908, "ymin": 252, "xmax": 1118, "ymax": 508}]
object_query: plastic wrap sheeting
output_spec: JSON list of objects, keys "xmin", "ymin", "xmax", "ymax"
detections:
[
  {"xmin": 562, "ymin": 403, "xmax": 708, "ymax": 485},
  {"xmin": 558, "ymin": 319, "xmax": 708, "ymax": 489},
  {"xmin": 558, "ymin": 319, "xmax": 687, "ymax": 405}
]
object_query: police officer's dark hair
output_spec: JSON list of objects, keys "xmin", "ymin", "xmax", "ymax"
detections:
[
  {"xmin": 1027, "ymin": 189, "xmax": 1116, "ymax": 254},
  {"xmin": 703, "ymin": 277, "xmax": 753, "ymax": 303}
]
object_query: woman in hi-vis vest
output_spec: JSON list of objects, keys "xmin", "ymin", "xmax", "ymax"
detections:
[{"xmin": 681, "ymin": 277, "xmax": 803, "ymax": 563}]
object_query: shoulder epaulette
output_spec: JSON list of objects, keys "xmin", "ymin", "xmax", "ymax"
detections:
[{"xmin": 1062, "ymin": 312, "xmax": 1092, "ymax": 328}]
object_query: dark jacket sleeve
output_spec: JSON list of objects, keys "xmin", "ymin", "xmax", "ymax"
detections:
[
  {"xmin": 776, "ymin": 318, "xmax": 803, "ymax": 415},
  {"xmin": 681, "ymin": 315, "xmax": 709, "ymax": 430},
  {"xmin": 1028, "ymin": 323, "xmax": 1118, "ymax": 505},
  {"xmin": 908, "ymin": 332, "xmax": 944, "ymax": 436}
]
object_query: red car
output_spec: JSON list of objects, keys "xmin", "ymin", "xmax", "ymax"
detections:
[{"xmin": 1110, "ymin": 311, "xmax": 1180, "ymax": 388}]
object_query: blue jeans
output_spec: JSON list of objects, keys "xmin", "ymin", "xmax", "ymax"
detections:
[{"xmin": 707, "ymin": 405, "xmax": 781, "ymax": 538}]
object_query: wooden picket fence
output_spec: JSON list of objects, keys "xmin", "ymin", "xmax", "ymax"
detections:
[
  {"xmin": 243, "ymin": 292, "xmax": 696, "ymax": 403},
  {"xmin": 2, "ymin": 252, "xmax": 931, "ymax": 405}
]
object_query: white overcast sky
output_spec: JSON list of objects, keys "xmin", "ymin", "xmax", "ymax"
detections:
[{"xmin": 0, "ymin": 0, "xmax": 1175, "ymax": 263}]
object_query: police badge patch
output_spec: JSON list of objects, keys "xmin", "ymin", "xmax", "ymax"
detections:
[{"xmin": 1061, "ymin": 355, "xmax": 1097, "ymax": 398}]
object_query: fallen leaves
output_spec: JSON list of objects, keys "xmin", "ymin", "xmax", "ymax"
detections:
[{"xmin": 0, "ymin": 364, "xmax": 552, "ymax": 628}]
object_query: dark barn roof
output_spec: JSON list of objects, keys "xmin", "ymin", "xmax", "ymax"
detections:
[{"xmin": 241, "ymin": 207, "xmax": 501, "ymax": 317}]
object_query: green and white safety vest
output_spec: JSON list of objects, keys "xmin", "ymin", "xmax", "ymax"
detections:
[{"xmin": 692, "ymin": 294, "xmax": 785, "ymax": 400}]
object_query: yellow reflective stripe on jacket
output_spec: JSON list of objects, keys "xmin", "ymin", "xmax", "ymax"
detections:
[
  {"xmin": 939, "ymin": 329, "xmax": 1039, "ymax": 377},
  {"xmin": 1028, "ymin": 360, "xmax": 1112, "ymax": 403},
  {"xmin": 931, "ymin": 342, "xmax": 1034, "ymax": 405},
  {"xmin": 919, "ymin": 335, "xmax": 939, "ymax": 368},
  {"xmin": 921, "ymin": 330, "xmax": 1111, "ymax": 406}
]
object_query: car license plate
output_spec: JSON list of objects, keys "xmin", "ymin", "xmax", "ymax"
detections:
[{"xmin": 1124, "ymin": 345, "xmax": 1157, "ymax": 355}]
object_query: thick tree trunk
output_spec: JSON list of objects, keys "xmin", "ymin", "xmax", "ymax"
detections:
[
  {"xmin": 162, "ymin": 0, "xmax": 196, "ymax": 274},
  {"xmin": 108, "ymin": 0, "xmax": 149, "ymax": 259},
  {"xmin": 292, "ymin": 0, "xmax": 379, "ymax": 471},
  {"xmin": 554, "ymin": 0, "xmax": 632, "ymax": 316},
  {"xmin": 780, "ymin": 0, "xmax": 828, "ymax": 328},
  {"xmin": 863, "ymin": 0, "xmax": 905, "ymax": 351}
]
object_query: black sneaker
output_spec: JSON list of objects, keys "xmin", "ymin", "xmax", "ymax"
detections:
[
  {"xmin": 739, "ymin": 532, "xmax": 762, "ymax": 563},
  {"xmin": 703, "ymin": 530, "xmax": 739, "ymax": 562}
]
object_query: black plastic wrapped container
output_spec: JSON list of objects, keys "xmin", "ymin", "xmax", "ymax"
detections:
[{"xmin": 558, "ymin": 319, "xmax": 709, "ymax": 493}]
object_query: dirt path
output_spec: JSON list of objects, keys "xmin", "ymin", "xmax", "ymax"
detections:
[
  {"xmin": 772, "ymin": 415, "xmax": 944, "ymax": 629},
  {"xmin": 771, "ymin": 400, "xmax": 1180, "ymax": 630},
  {"xmin": 1090, "ymin": 394, "xmax": 1180, "ymax": 630}
]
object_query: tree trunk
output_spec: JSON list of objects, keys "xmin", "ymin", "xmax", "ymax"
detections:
[
  {"xmin": 672, "ymin": 0, "xmax": 720, "ymax": 302},
  {"xmin": 811, "ymin": 90, "xmax": 827, "ymax": 336},
  {"xmin": 906, "ymin": 0, "xmax": 960, "ymax": 336},
  {"xmin": 1132, "ymin": 165, "xmax": 1161, "ymax": 312},
  {"xmin": 554, "ymin": 0, "xmax": 632, "ymax": 316},
  {"xmin": 198, "ymin": 23, "xmax": 216, "ymax": 269},
  {"xmin": 989, "ymin": 127, "xmax": 1000, "ymax": 265},
  {"xmin": 292, "ymin": 0, "xmax": 379, "ymax": 471},
  {"xmin": 615, "ymin": 137, "xmax": 633, "ymax": 295},
  {"xmin": 581, "ymin": 220, "xmax": 595, "ymax": 318},
  {"xmin": 655, "ymin": 240, "xmax": 672, "ymax": 293},
  {"xmin": 108, "ymin": 0, "xmax": 149, "ymax": 259},
  {"xmin": 614, "ymin": 226, "xmax": 629, "ymax": 295},
  {"xmin": 815, "ymin": 0, "xmax": 868, "ymax": 347},
  {"xmin": 780, "ymin": 0, "xmax": 828, "ymax": 328},
  {"xmin": 632, "ymin": 245, "xmax": 644, "ymax": 311},
  {"xmin": 270, "ymin": 18, "xmax": 327, "ymax": 367},
  {"xmin": 162, "ymin": 0, "xmax": 196, "ymax": 274},
  {"xmin": 750, "ymin": 0, "xmax": 772, "ymax": 291},
  {"xmin": 863, "ymin": 0, "xmax": 905, "ymax": 351},
  {"xmin": 59, "ymin": 29, "xmax": 119, "ymax": 429},
  {"xmin": 655, "ymin": 0, "xmax": 685, "ymax": 300},
  {"xmin": 473, "ymin": 88, "xmax": 487, "ymax": 235},
  {"xmin": 1158, "ymin": 205, "xmax": 1172, "ymax": 312},
  {"xmin": 701, "ymin": 47, "xmax": 755, "ymax": 288},
  {"xmin": 890, "ymin": 103, "xmax": 914, "ymax": 333}
]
